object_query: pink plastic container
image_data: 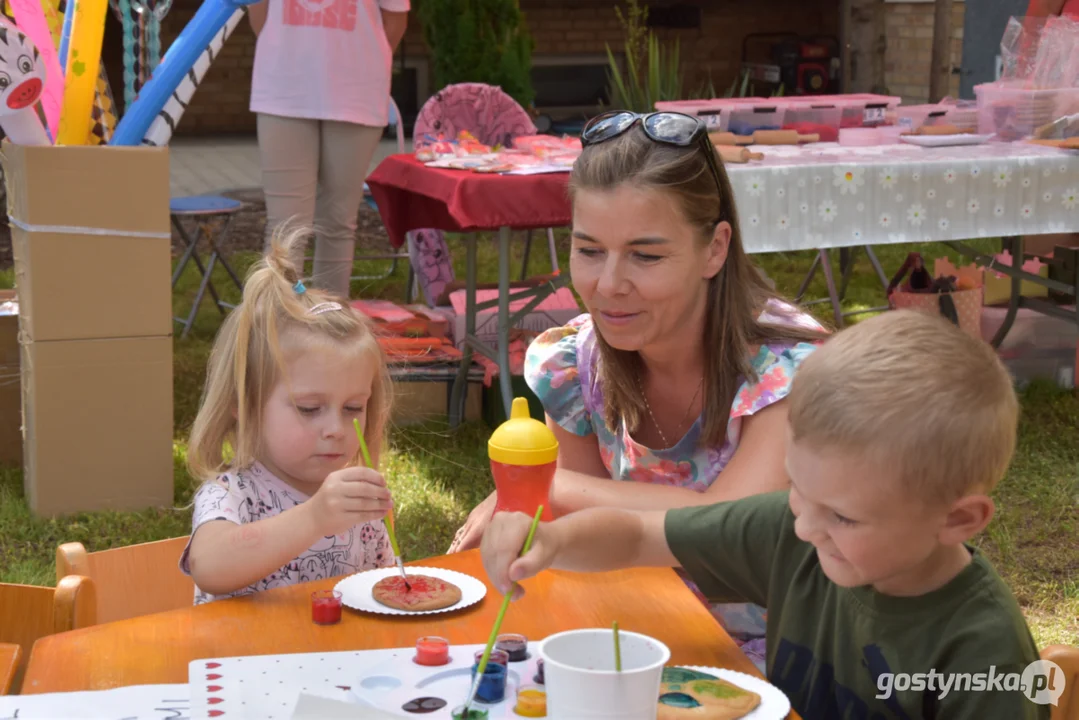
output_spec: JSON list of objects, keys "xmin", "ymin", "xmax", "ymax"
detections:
[
  {"xmin": 895, "ymin": 103, "xmax": 979, "ymax": 133},
  {"xmin": 653, "ymin": 98, "xmax": 760, "ymax": 132},
  {"xmin": 782, "ymin": 104, "xmax": 842, "ymax": 142},
  {"xmin": 655, "ymin": 94, "xmax": 902, "ymax": 133},
  {"xmin": 728, "ymin": 105, "xmax": 785, "ymax": 135},
  {"xmin": 784, "ymin": 94, "xmax": 902, "ymax": 128}
]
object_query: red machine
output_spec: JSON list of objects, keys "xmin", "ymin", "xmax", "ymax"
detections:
[{"xmin": 741, "ymin": 34, "xmax": 841, "ymax": 96}]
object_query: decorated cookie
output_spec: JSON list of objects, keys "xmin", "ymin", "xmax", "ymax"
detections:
[
  {"xmin": 657, "ymin": 668, "xmax": 762, "ymax": 719},
  {"xmin": 372, "ymin": 574, "xmax": 462, "ymax": 611}
]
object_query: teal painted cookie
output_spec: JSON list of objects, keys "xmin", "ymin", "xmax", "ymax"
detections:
[{"xmin": 661, "ymin": 667, "xmax": 720, "ymax": 686}]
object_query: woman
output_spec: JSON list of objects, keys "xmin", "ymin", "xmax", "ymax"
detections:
[
  {"xmin": 449, "ymin": 111, "xmax": 828, "ymax": 667},
  {"xmin": 247, "ymin": 0, "xmax": 408, "ymax": 297},
  {"xmin": 1025, "ymin": 0, "xmax": 1079, "ymax": 19},
  {"xmin": 1022, "ymin": 0, "xmax": 1079, "ymax": 257}
]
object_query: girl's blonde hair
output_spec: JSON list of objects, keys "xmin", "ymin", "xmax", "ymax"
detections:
[
  {"xmin": 569, "ymin": 126, "xmax": 828, "ymax": 448},
  {"xmin": 187, "ymin": 227, "xmax": 392, "ymax": 481}
]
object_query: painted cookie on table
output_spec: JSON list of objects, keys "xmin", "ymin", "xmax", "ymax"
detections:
[
  {"xmin": 371, "ymin": 575, "xmax": 462, "ymax": 611},
  {"xmin": 657, "ymin": 668, "xmax": 761, "ymax": 719}
]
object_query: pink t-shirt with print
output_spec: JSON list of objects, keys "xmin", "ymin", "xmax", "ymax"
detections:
[
  {"xmin": 179, "ymin": 462, "xmax": 392, "ymax": 605},
  {"xmin": 250, "ymin": 0, "xmax": 409, "ymax": 126}
]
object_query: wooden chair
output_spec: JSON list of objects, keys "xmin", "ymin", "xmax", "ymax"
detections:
[
  {"xmin": 56, "ymin": 536, "xmax": 194, "ymax": 625},
  {"xmin": 0, "ymin": 575, "xmax": 95, "ymax": 693},
  {"xmin": 1043, "ymin": 644, "xmax": 1079, "ymax": 720},
  {"xmin": 0, "ymin": 644, "xmax": 20, "ymax": 695}
]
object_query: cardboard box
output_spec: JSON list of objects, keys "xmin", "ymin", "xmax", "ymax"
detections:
[
  {"xmin": 21, "ymin": 335, "xmax": 174, "ymax": 516},
  {"xmin": 0, "ymin": 290, "xmax": 19, "ymax": 467},
  {"xmin": 2, "ymin": 141, "xmax": 172, "ymax": 342},
  {"xmin": 443, "ymin": 286, "xmax": 581, "ymax": 351},
  {"xmin": 981, "ymin": 252, "xmax": 1049, "ymax": 306},
  {"xmin": 391, "ymin": 379, "xmax": 482, "ymax": 425}
]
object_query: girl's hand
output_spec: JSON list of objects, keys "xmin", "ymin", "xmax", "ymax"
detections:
[
  {"xmin": 448, "ymin": 491, "xmax": 497, "ymax": 553},
  {"xmin": 309, "ymin": 467, "xmax": 392, "ymax": 536},
  {"xmin": 480, "ymin": 511, "xmax": 559, "ymax": 599}
]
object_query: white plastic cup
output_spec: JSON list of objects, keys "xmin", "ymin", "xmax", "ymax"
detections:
[{"xmin": 538, "ymin": 628, "xmax": 671, "ymax": 719}]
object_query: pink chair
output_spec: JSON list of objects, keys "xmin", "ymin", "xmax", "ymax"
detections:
[
  {"xmin": 408, "ymin": 84, "xmax": 559, "ymax": 306},
  {"xmin": 413, "ymin": 82, "xmax": 538, "ymax": 148}
]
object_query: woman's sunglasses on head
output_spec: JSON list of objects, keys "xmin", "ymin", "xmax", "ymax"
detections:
[{"xmin": 580, "ymin": 111, "xmax": 725, "ymax": 202}]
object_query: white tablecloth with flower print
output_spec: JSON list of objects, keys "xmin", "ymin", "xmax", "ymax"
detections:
[{"xmin": 725, "ymin": 142, "xmax": 1079, "ymax": 253}]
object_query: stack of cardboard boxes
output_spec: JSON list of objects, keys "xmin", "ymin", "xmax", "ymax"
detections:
[
  {"xmin": 3, "ymin": 141, "xmax": 175, "ymax": 517},
  {"xmin": 0, "ymin": 289, "xmax": 18, "ymax": 466}
]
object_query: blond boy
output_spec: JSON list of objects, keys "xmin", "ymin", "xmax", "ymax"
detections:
[{"xmin": 482, "ymin": 310, "xmax": 1050, "ymax": 719}]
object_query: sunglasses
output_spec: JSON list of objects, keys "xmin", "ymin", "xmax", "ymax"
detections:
[{"xmin": 580, "ymin": 110, "xmax": 725, "ymax": 206}]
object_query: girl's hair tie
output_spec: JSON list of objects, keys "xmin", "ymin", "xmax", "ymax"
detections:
[{"xmin": 293, "ymin": 280, "xmax": 307, "ymax": 294}]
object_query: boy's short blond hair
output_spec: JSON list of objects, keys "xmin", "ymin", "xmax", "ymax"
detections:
[{"xmin": 788, "ymin": 310, "xmax": 1019, "ymax": 502}]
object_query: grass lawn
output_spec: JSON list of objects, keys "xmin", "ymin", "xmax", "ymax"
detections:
[{"xmin": 0, "ymin": 236, "xmax": 1076, "ymax": 647}]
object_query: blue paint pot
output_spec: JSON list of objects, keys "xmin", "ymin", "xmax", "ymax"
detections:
[{"xmin": 470, "ymin": 661, "xmax": 508, "ymax": 704}]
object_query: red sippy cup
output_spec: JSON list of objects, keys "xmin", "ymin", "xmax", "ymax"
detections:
[{"xmin": 488, "ymin": 397, "xmax": 558, "ymax": 521}]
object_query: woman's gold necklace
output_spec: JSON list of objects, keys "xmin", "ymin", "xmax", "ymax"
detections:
[{"xmin": 636, "ymin": 374, "xmax": 704, "ymax": 448}]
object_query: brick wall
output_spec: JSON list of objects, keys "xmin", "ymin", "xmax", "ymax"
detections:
[
  {"xmin": 157, "ymin": 0, "xmax": 259, "ymax": 135},
  {"xmin": 107, "ymin": 0, "xmax": 837, "ymax": 137},
  {"xmin": 517, "ymin": 0, "xmax": 837, "ymax": 95},
  {"xmin": 884, "ymin": 0, "xmax": 965, "ymax": 104}
]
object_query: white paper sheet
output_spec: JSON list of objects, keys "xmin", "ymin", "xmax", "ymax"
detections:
[
  {"xmin": 0, "ymin": 684, "xmax": 190, "ymax": 719},
  {"xmin": 290, "ymin": 693, "xmax": 402, "ymax": 720}
]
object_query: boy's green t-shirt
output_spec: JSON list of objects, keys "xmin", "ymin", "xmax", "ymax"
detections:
[{"xmin": 666, "ymin": 491, "xmax": 1051, "ymax": 720}]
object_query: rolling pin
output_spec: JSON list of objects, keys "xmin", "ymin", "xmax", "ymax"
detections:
[
  {"xmin": 709, "ymin": 132, "xmax": 754, "ymax": 146},
  {"xmin": 751, "ymin": 130, "xmax": 820, "ymax": 145},
  {"xmin": 715, "ymin": 146, "xmax": 764, "ymax": 164},
  {"xmin": 1028, "ymin": 137, "xmax": 1079, "ymax": 149},
  {"xmin": 913, "ymin": 123, "xmax": 962, "ymax": 136}
]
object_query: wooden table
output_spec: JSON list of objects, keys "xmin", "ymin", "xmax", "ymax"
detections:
[
  {"xmin": 0, "ymin": 643, "xmax": 20, "ymax": 695},
  {"xmin": 23, "ymin": 551, "xmax": 797, "ymax": 717}
]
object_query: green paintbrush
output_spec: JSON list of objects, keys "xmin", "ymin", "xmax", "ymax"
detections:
[
  {"xmin": 354, "ymin": 418, "xmax": 409, "ymax": 590},
  {"xmin": 614, "ymin": 620, "xmax": 622, "ymax": 672},
  {"xmin": 461, "ymin": 504, "xmax": 544, "ymax": 717}
]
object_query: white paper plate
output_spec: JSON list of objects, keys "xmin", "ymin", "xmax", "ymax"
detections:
[
  {"xmin": 673, "ymin": 666, "xmax": 792, "ymax": 720},
  {"xmin": 333, "ymin": 566, "xmax": 487, "ymax": 616},
  {"xmin": 900, "ymin": 133, "xmax": 993, "ymax": 147}
]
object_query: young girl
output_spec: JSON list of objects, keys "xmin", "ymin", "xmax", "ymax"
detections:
[{"xmin": 179, "ymin": 229, "xmax": 395, "ymax": 605}]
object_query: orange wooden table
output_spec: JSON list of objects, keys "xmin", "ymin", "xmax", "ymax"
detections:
[{"xmin": 23, "ymin": 551, "xmax": 797, "ymax": 717}]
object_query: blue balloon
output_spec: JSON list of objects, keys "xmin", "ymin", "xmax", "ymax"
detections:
[
  {"xmin": 110, "ymin": 0, "xmax": 256, "ymax": 146},
  {"xmin": 58, "ymin": 0, "xmax": 75, "ymax": 73}
]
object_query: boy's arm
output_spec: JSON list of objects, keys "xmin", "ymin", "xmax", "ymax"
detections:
[
  {"xmin": 483, "ymin": 492, "xmax": 791, "ymax": 607},
  {"xmin": 482, "ymin": 508, "xmax": 674, "ymax": 597}
]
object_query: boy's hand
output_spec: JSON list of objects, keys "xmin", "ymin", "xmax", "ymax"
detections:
[
  {"xmin": 481, "ymin": 511, "xmax": 559, "ymax": 599},
  {"xmin": 309, "ymin": 467, "xmax": 393, "ymax": 536}
]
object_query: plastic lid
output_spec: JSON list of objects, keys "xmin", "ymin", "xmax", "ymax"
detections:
[{"xmin": 488, "ymin": 397, "xmax": 559, "ymax": 466}]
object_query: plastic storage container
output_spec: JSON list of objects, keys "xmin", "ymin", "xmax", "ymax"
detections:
[
  {"xmin": 653, "ymin": 98, "xmax": 760, "ymax": 133},
  {"xmin": 728, "ymin": 105, "xmax": 785, "ymax": 136},
  {"xmin": 896, "ymin": 102, "xmax": 979, "ymax": 133},
  {"xmin": 786, "ymin": 93, "xmax": 902, "ymax": 128},
  {"xmin": 975, "ymin": 81, "xmax": 1079, "ymax": 140},
  {"xmin": 782, "ymin": 104, "xmax": 842, "ymax": 142}
]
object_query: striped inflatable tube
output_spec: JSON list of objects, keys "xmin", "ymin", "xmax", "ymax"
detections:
[{"xmin": 139, "ymin": 6, "xmax": 242, "ymax": 147}]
